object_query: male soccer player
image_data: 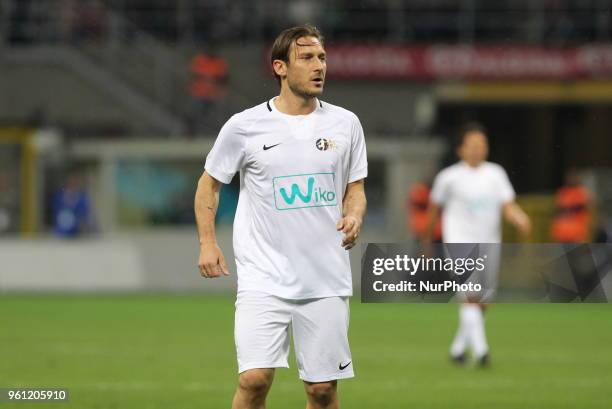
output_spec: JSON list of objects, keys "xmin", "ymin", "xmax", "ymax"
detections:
[
  {"xmin": 194, "ymin": 25, "xmax": 367, "ymax": 409},
  {"xmin": 425, "ymin": 123, "xmax": 530, "ymax": 366}
]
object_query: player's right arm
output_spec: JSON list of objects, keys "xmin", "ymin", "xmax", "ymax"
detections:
[
  {"xmin": 503, "ymin": 201, "xmax": 531, "ymax": 237},
  {"xmin": 196, "ymin": 114, "xmax": 245, "ymax": 278},
  {"xmin": 194, "ymin": 171, "xmax": 229, "ymax": 278}
]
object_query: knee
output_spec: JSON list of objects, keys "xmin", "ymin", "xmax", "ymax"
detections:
[
  {"xmin": 238, "ymin": 369, "xmax": 273, "ymax": 398},
  {"xmin": 305, "ymin": 381, "xmax": 337, "ymax": 407}
]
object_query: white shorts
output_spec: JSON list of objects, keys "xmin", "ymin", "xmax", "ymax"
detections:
[{"xmin": 234, "ymin": 291, "xmax": 354, "ymax": 382}]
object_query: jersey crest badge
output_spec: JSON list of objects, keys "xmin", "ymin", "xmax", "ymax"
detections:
[{"xmin": 315, "ymin": 138, "xmax": 336, "ymax": 151}]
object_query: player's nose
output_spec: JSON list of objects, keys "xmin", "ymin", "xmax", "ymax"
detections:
[{"xmin": 312, "ymin": 58, "xmax": 324, "ymax": 71}]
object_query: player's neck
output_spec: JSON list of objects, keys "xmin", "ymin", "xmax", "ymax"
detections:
[
  {"xmin": 463, "ymin": 159, "xmax": 484, "ymax": 168},
  {"xmin": 274, "ymin": 90, "xmax": 317, "ymax": 116}
]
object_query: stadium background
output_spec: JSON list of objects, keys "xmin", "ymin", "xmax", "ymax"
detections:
[{"xmin": 1, "ymin": 1, "xmax": 611, "ymax": 408}]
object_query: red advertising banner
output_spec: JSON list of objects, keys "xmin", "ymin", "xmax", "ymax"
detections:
[{"xmin": 320, "ymin": 45, "xmax": 612, "ymax": 80}]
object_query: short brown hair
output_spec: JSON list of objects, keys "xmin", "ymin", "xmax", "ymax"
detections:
[
  {"xmin": 270, "ymin": 25, "xmax": 324, "ymax": 85},
  {"xmin": 456, "ymin": 121, "xmax": 488, "ymax": 148}
]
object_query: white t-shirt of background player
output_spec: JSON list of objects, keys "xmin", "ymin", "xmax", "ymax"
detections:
[
  {"xmin": 430, "ymin": 161, "xmax": 515, "ymax": 243},
  {"xmin": 204, "ymin": 98, "xmax": 368, "ymax": 299}
]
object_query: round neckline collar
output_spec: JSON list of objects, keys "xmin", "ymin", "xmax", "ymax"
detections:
[
  {"xmin": 268, "ymin": 97, "xmax": 321, "ymax": 118},
  {"xmin": 460, "ymin": 160, "xmax": 486, "ymax": 170}
]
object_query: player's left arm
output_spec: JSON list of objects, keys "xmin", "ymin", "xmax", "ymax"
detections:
[
  {"xmin": 337, "ymin": 179, "xmax": 367, "ymax": 250},
  {"xmin": 503, "ymin": 201, "xmax": 532, "ymax": 237}
]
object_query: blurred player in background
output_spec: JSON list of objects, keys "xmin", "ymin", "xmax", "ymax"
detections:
[
  {"xmin": 194, "ymin": 25, "xmax": 367, "ymax": 409},
  {"xmin": 0, "ymin": 168, "xmax": 18, "ymax": 234},
  {"xmin": 51, "ymin": 170, "xmax": 95, "ymax": 238},
  {"xmin": 407, "ymin": 179, "xmax": 442, "ymax": 243},
  {"xmin": 425, "ymin": 123, "xmax": 531, "ymax": 367},
  {"xmin": 551, "ymin": 167, "xmax": 593, "ymax": 243}
]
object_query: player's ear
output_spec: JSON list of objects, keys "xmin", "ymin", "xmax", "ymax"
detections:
[{"xmin": 272, "ymin": 59, "xmax": 287, "ymax": 79}]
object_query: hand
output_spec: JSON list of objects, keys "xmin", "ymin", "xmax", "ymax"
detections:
[
  {"xmin": 510, "ymin": 207, "xmax": 532, "ymax": 237},
  {"xmin": 504, "ymin": 202, "xmax": 532, "ymax": 239},
  {"xmin": 515, "ymin": 214, "xmax": 532, "ymax": 237},
  {"xmin": 198, "ymin": 242, "xmax": 229, "ymax": 278},
  {"xmin": 337, "ymin": 215, "xmax": 362, "ymax": 250}
]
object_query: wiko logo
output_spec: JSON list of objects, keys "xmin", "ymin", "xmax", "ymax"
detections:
[{"xmin": 273, "ymin": 173, "xmax": 337, "ymax": 210}]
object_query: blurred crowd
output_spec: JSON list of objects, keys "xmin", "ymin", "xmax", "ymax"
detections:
[
  {"xmin": 5, "ymin": 0, "xmax": 108, "ymax": 44},
  {"xmin": 3, "ymin": 0, "xmax": 612, "ymax": 45}
]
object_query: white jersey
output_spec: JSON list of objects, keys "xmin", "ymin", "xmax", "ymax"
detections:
[
  {"xmin": 430, "ymin": 161, "xmax": 515, "ymax": 243},
  {"xmin": 205, "ymin": 98, "xmax": 368, "ymax": 299}
]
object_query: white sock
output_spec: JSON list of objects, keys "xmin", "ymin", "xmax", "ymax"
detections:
[
  {"xmin": 450, "ymin": 305, "xmax": 469, "ymax": 357},
  {"xmin": 463, "ymin": 304, "xmax": 489, "ymax": 358}
]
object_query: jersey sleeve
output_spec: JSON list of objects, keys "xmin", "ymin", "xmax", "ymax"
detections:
[
  {"xmin": 497, "ymin": 166, "xmax": 516, "ymax": 203},
  {"xmin": 430, "ymin": 170, "xmax": 449, "ymax": 205},
  {"xmin": 348, "ymin": 115, "xmax": 368, "ymax": 183},
  {"xmin": 204, "ymin": 115, "xmax": 246, "ymax": 184}
]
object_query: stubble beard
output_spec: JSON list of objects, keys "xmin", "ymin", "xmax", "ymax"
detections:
[{"xmin": 288, "ymin": 78, "xmax": 324, "ymax": 99}]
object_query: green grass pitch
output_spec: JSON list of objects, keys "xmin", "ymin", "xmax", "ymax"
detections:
[{"xmin": 1, "ymin": 295, "xmax": 611, "ymax": 408}]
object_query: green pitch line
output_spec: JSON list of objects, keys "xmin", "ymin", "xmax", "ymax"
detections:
[{"xmin": 1, "ymin": 295, "xmax": 611, "ymax": 409}]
